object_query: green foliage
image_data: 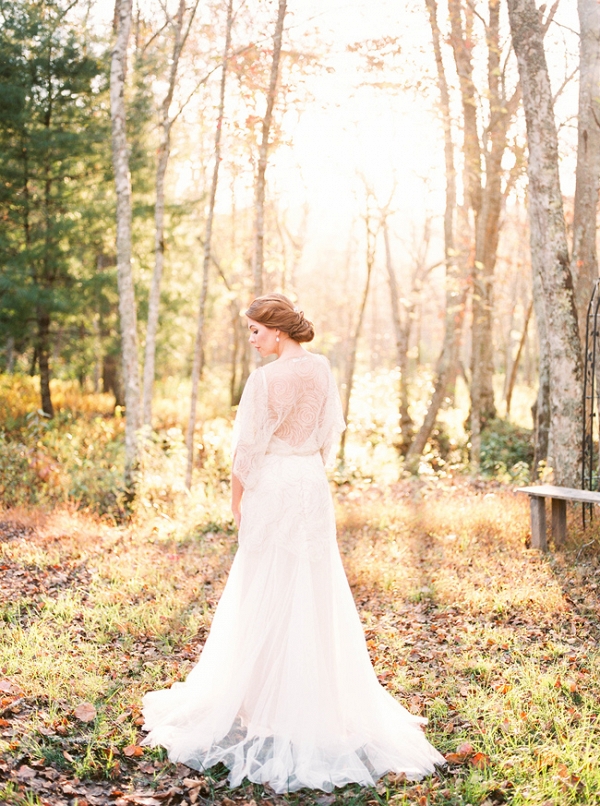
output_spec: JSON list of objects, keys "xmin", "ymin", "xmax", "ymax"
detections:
[
  {"xmin": 0, "ymin": 0, "xmax": 113, "ymax": 408},
  {"xmin": 480, "ymin": 418, "xmax": 534, "ymax": 483}
]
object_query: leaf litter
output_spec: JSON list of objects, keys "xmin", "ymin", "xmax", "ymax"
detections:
[{"xmin": 1, "ymin": 478, "xmax": 600, "ymax": 804}]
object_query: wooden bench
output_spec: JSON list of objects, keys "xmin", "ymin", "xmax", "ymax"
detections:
[{"xmin": 517, "ymin": 485, "xmax": 600, "ymax": 551}]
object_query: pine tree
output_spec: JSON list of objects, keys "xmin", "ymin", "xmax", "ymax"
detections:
[{"xmin": 0, "ymin": 0, "xmax": 110, "ymax": 414}]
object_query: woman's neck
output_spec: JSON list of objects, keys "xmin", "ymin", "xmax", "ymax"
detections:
[{"xmin": 276, "ymin": 340, "xmax": 306, "ymax": 360}]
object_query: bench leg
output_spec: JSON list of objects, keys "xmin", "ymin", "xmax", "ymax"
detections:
[
  {"xmin": 530, "ymin": 496, "xmax": 547, "ymax": 551},
  {"xmin": 552, "ymin": 498, "xmax": 567, "ymax": 548}
]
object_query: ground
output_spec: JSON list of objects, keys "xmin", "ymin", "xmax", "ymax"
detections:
[{"xmin": 1, "ymin": 477, "xmax": 599, "ymax": 806}]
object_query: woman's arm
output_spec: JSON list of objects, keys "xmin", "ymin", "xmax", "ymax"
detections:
[{"xmin": 231, "ymin": 471, "xmax": 244, "ymax": 529}]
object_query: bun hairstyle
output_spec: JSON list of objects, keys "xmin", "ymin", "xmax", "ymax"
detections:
[{"xmin": 245, "ymin": 293, "xmax": 315, "ymax": 343}]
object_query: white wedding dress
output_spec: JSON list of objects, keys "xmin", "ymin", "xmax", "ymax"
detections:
[{"xmin": 142, "ymin": 352, "xmax": 445, "ymax": 793}]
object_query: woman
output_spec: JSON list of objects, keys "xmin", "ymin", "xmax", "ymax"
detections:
[{"xmin": 142, "ymin": 293, "xmax": 445, "ymax": 793}]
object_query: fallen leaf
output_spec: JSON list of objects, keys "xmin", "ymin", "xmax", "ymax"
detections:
[
  {"xmin": 0, "ymin": 680, "xmax": 18, "ymax": 695},
  {"xmin": 123, "ymin": 744, "xmax": 144, "ymax": 757},
  {"xmin": 63, "ymin": 750, "xmax": 75, "ymax": 763},
  {"xmin": 74, "ymin": 702, "xmax": 97, "ymax": 722},
  {"xmin": 457, "ymin": 741, "xmax": 474, "ymax": 756},
  {"xmin": 16, "ymin": 764, "xmax": 36, "ymax": 779},
  {"xmin": 470, "ymin": 751, "xmax": 490, "ymax": 768},
  {"xmin": 445, "ymin": 752, "xmax": 467, "ymax": 764}
]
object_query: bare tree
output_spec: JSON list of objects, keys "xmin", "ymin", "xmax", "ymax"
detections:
[
  {"xmin": 507, "ymin": 0, "xmax": 583, "ymax": 486},
  {"xmin": 505, "ymin": 299, "xmax": 533, "ymax": 417},
  {"xmin": 447, "ymin": 0, "xmax": 523, "ymax": 466},
  {"xmin": 142, "ymin": 0, "xmax": 200, "ymax": 428},
  {"xmin": 185, "ymin": 0, "xmax": 234, "ymax": 490},
  {"xmin": 252, "ymin": 0, "xmax": 287, "ymax": 297},
  {"xmin": 405, "ymin": 0, "xmax": 466, "ymax": 470},
  {"xmin": 339, "ymin": 190, "xmax": 378, "ymax": 462},
  {"xmin": 110, "ymin": 0, "xmax": 140, "ymax": 486},
  {"xmin": 382, "ymin": 211, "xmax": 441, "ymax": 454},
  {"xmin": 571, "ymin": 0, "xmax": 600, "ymax": 344}
]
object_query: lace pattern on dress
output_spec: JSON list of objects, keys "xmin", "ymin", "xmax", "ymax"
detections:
[{"xmin": 232, "ymin": 353, "xmax": 345, "ymax": 491}]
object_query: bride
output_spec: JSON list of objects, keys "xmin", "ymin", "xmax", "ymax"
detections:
[{"xmin": 142, "ymin": 293, "xmax": 445, "ymax": 793}]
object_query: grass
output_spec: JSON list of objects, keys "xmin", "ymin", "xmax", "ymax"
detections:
[{"xmin": 1, "ymin": 479, "xmax": 599, "ymax": 805}]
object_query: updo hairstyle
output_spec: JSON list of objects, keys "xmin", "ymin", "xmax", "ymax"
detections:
[{"xmin": 245, "ymin": 293, "xmax": 315, "ymax": 343}]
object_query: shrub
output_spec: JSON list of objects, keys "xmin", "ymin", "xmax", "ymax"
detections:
[{"xmin": 480, "ymin": 418, "xmax": 533, "ymax": 484}]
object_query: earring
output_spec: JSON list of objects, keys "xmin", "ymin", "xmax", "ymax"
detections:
[{"xmin": 276, "ymin": 335, "xmax": 280, "ymax": 342}]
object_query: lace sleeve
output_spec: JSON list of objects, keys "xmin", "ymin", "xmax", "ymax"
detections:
[
  {"xmin": 317, "ymin": 357, "xmax": 346, "ymax": 467},
  {"xmin": 232, "ymin": 368, "xmax": 274, "ymax": 490}
]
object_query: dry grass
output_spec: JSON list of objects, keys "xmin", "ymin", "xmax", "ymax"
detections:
[{"xmin": 1, "ymin": 479, "xmax": 599, "ymax": 805}]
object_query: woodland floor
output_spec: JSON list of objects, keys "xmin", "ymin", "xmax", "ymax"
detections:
[{"xmin": 1, "ymin": 478, "xmax": 600, "ymax": 806}]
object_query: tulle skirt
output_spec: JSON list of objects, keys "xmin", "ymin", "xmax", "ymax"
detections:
[{"xmin": 142, "ymin": 454, "xmax": 445, "ymax": 792}]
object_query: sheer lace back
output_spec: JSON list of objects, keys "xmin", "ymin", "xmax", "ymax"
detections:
[{"xmin": 232, "ymin": 353, "xmax": 345, "ymax": 490}]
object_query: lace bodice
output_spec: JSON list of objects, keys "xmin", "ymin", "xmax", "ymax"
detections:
[{"xmin": 232, "ymin": 352, "xmax": 345, "ymax": 490}]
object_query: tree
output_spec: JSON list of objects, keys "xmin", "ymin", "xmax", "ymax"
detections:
[
  {"xmin": 405, "ymin": 0, "xmax": 466, "ymax": 469},
  {"xmin": 252, "ymin": 0, "xmax": 287, "ymax": 297},
  {"xmin": 446, "ymin": 0, "xmax": 524, "ymax": 466},
  {"xmin": 141, "ymin": 0, "xmax": 200, "ymax": 428},
  {"xmin": 339, "ymin": 186, "xmax": 378, "ymax": 462},
  {"xmin": 507, "ymin": 0, "xmax": 583, "ymax": 486},
  {"xmin": 571, "ymin": 0, "xmax": 600, "ymax": 345},
  {"xmin": 381, "ymin": 205, "xmax": 441, "ymax": 455},
  {"xmin": 185, "ymin": 0, "xmax": 234, "ymax": 490},
  {"xmin": 110, "ymin": 0, "xmax": 140, "ymax": 485},
  {"xmin": 0, "ymin": 0, "xmax": 109, "ymax": 416}
]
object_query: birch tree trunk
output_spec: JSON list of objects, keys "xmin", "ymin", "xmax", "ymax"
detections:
[
  {"xmin": 406, "ymin": 0, "xmax": 465, "ymax": 469},
  {"xmin": 252, "ymin": 0, "xmax": 287, "ymax": 297},
  {"xmin": 571, "ymin": 0, "xmax": 600, "ymax": 344},
  {"xmin": 507, "ymin": 0, "xmax": 583, "ymax": 486},
  {"xmin": 142, "ymin": 0, "xmax": 199, "ymax": 427},
  {"xmin": 110, "ymin": 0, "xmax": 140, "ymax": 486},
  {"xmin": 185, "ymin": 0, "xmax": 233, "ymax": 490}
]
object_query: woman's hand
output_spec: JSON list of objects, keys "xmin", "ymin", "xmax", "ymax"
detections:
[{"xmin": 231, "ymin": 471, "xmax": 243, "ymax": 531}]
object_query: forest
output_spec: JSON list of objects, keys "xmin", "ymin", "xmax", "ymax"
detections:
[{"xmin": 1, "ymin": 0, "xmax": 600, "ymax": 804}]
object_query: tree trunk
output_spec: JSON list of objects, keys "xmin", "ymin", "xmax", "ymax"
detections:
[
  {"xmin": 338, "ymin": 214, "xmax": 377, "ymax": 462},
  {"xmin": 142, "ymin": 0, "xmax": 199, "ymax": 427},
  {"xmin": 470, "ymin": 0, "xmax": 508, "ymax": 444},
  {"xmin": 406, "ymin": 0, "xmax": 463, "ymax": 470},
  {"xmin": 6, "ymin": 336, "xmax": 15, "ymax": 373},
  {"xmin": 383, "ymin": 221, "xmax": 413, "ymax": 452},
  {"xmin": 102, "ymin": 353, "xmax": 125, "ymax": 407},
  {"xmin": 37, "ymin": 310, "xmax": 54, "ymax": 417},
  {"xmin": 505, "ymin": 298, "xmax": 533, "ymax": 417},
  {"xmin": 532, "ymin": 266, "xmax": 550, "ymax": 473},
  {"xmin": 448, "ymin": 0, "xmax": 481, "ymax": 216},
  {"xmin": 185, "ymin": 0, "xmax": 233, "ymax": 489},
  {"xmin": 571, "ymin": 0, "xmax": 600, "ymax": 345},
  {"xmin": 110, "ymin": 0, "xmax": 140, "ymax": 487},
  {"xmin": 252, "ymin": 0, "xmax": 287, "ymax": 297},
  {"xmin": 507, "ymin": 0, "xmax": 583, "ymax": 486}
]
